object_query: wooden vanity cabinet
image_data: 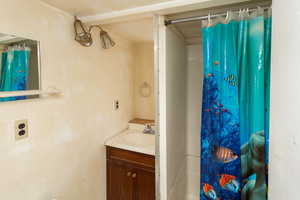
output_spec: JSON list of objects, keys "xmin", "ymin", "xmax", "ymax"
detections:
[{"xmin": 106, "ymin": 146, "xmax": 155, "ymax": 200}]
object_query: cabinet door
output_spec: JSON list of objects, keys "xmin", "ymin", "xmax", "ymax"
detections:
[
  {"xmin": 107, "ymin": 160, "xmax": 134, "ymax": 200},
  {"xmin": 133, "ymin": 168, "xmax": 155, "ymax": 200}
]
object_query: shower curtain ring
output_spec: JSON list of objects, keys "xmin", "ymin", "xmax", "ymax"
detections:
[
  {"xmin": 208, "ymin": 12, "xmax": 212, "ymax": 26},
  {"xmin": 225, "ymin": 10, "xmax": 230, "ymax": 22}
]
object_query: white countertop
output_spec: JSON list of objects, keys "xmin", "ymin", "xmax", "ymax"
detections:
[{"xmin": 105, "ymin": 126, "xmax": 155, "ymax": 156}]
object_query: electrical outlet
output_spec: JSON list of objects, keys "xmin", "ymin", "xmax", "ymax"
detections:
[
  {"xmin": 15, "ymin": 120, "xmax": 28, "ymax": 140},
  {"xmin": 114, "ymin": 100, "xmax": 119, "ymax": 110}
]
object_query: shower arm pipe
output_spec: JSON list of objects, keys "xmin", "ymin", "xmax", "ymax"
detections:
[
  {"xmin": 0, "ymin": 87, "xmax": 62, "ymax": 98},
  {"xmin": 165, "ymin": 6, "xmax": 271, "ymax": 26},
  {"xmin": 88, "ymin": 25, "xmax": 105, "ymax": 33}
]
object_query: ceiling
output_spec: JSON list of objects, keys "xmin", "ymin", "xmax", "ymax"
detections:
[
  {"xmin": 39, "ymin": 0, "xmax": 158, "ymax": 43},
  {"xmin": 40, "ymin": 0, "xmax": 172, "ymax": 16},
  {"xmin": 105, "ymin": 18, "xmax": 154, "ymax": 43}
]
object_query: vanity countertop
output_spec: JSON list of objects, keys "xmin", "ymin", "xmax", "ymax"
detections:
[{"xmin": 105, "ymin": 128, "xmax": 155, "ymax": 156}]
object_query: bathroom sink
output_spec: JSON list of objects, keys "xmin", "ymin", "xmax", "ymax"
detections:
[{"xmin": 105, "ymin": 129, "xmax": 155, "ymax": 155}]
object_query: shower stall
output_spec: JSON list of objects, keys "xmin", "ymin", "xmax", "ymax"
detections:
[{"xmin": 155, "ymin": 1, "xmax": 271, "ymax": 199}]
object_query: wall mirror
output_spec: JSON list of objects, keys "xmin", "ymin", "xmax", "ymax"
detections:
[{"xmin": 0, "ymin": 33, "xmax": 40, "ymax": 102}]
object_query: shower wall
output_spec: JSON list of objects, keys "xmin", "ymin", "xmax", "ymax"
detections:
[
  {"xmin": 185, "ymin": 44, "xmax": 203, "ymax": 200},
  {"xmin": 163, "ymin": 26, "xmax": 187, "ymax": 200},
  {"xmin": 162, "ymin": 24, "xmax": 203, "ymax": 200}
]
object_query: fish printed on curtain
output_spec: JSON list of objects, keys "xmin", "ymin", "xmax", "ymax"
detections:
[{"xmin": 200, "ymin": 8, "xmax": 271, "ymax": 200}]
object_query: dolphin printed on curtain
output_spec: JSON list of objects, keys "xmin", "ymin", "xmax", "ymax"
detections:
[{"xmin": 200, "ymin": 8, "xmax": 271, "ymax": 200}]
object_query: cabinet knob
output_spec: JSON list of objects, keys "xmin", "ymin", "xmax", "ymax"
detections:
[
  {"xmin": 132, "ymin": 173, "xmax": 137, "ymax": 179},
  {"xmin": 127, "ymin": 172, "xmax": 132, "ymax": 177}
]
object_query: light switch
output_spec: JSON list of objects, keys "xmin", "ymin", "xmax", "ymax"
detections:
[{"xmin": 15, "ymin": 120, "xmax": 28, "ymax": 140}]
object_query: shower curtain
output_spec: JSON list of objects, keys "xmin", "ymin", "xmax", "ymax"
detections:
[
  {"xmin": 200, "ymin": 8, "xmax": 271, "ymax": 200},
  {"xmin": 0, "ymin": 46, "xmax": 30, "ymax": 101}
]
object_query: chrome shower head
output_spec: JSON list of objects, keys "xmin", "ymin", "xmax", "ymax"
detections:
[{"xmin": 99, "ymin": 30, "xmax": 116, "ymax": 49}]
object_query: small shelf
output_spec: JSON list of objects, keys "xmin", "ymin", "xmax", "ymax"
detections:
[{"xmin": 0, "ymin": 87, "xmax": 61, "ymax": 98}]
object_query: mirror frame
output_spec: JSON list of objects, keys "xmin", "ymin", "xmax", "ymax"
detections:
[{"xmin": 0, "ymin": 33, "xmax": 42, "ymax": 99}]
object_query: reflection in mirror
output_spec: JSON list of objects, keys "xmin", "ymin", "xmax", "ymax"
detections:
[{"xmin": 0, "ymin": 33, "xmax": 40, "ymax": 102}]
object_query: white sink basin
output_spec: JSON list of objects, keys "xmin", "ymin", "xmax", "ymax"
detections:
[{"xmin": 105, "ymin": 129, "xmax": 155, "ymax": 155}]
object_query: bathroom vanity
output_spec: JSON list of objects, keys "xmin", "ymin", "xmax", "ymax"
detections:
[
  {"xmin": 105, "ymin": 121, "xmax": 155, "ymax": 200},
  {"xmin": 106, "ymin": 146, "xmax": 155, "ymax": 200}
]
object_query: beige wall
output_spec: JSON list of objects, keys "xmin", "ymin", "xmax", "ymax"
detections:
[
  {"xmin": 132, "ymin": 43, "xmax": 155, "ymax": 120},
  {"xmin": 0, "ymin": 0, "xmax": 134, "ymax": 199}
]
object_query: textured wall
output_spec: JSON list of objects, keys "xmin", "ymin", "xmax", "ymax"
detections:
[
  {"xmin": 0, "ymin": 0, "xmax": 134, "ymax": 199},
  {"xmin": 133, "ymin": 43, "xmax": 155, "ymax": 120}
]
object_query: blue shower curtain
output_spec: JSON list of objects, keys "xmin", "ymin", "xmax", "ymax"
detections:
[
  {"xmin": 0, "ymin": 47, "xmax": 30, "ymax": 101},
  {"xmin": 200, "ymin": 8, "xmax": 271, "ymax": 200}
]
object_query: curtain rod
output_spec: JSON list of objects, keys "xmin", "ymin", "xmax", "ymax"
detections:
[{"xmin": 165, "ymin": 6, "xmax": 270, "ymax": 26}]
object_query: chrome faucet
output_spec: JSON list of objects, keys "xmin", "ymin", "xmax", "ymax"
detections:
[{"xmin": 143, "ymin": 124, "xmax": 155, "ymax": 134}]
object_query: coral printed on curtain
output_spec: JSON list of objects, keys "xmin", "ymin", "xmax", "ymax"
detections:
[{"xmin": 200, "ymin": 9, "xmax": 271, "ymax": 200}]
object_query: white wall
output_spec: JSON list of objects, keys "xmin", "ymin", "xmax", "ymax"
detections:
[
  {"xmin": 164, "ymin": 27, "xmax": 187, "ymax": 200},
  {"xmin": 185, "ymin": 44, "xmax": 202, "ymax": 200},
  {"xmin": 133, "ymin": 42, "xmax": 155, "ymax": 120},
  {"xmin": 269, "ymin": 0, "xmax": 300, "ymax": 199},
  {"xmin": 0, "ymin": 0, "xmax": 134, "ymax": 199},
  {"xmin": 186, "ymin": 45, "xmax": 202, "ymax": 157}
]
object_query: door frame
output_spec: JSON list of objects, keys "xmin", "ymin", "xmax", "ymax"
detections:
[{"xmin": 154, "ymin": 14, "xmax": 167, "ymax": 200}]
